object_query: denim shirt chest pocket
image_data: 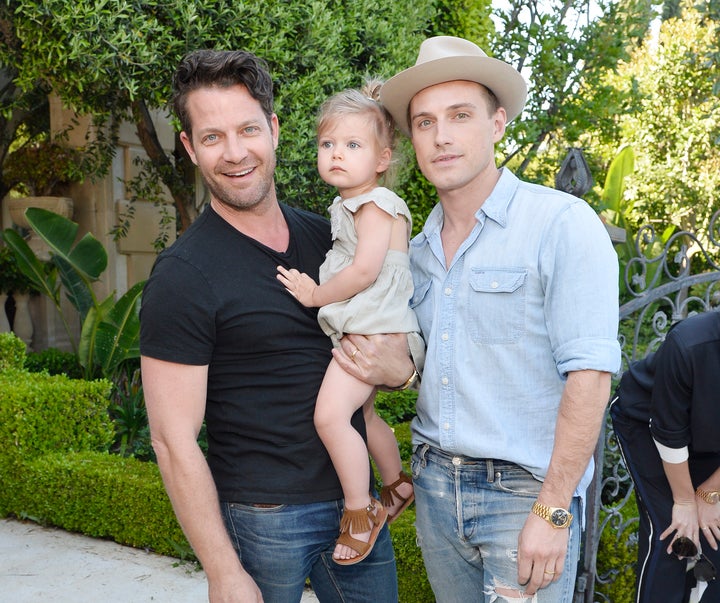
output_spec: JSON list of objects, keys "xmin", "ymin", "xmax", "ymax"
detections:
[
  {"xmin": 468, "ymin": 268, "xmax": 527, "ymax": 344},
  {"xmin": 410, "ymin": 278, "xmax": 433, "ymax": 336}
]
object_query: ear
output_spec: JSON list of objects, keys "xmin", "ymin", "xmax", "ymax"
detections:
[
  {"xmin": 270, "ymin": 113, "xmax": 280, "ymax": 150},
  {"xmin": 492, "ymin": 107, "xmax": 507, "ymax": 143},
  {"xmin": 179, "ymin": 131, "xmax": 198, "ymax": 166},
  {"xmin": 376, "ymin": 147, "xmax": 392, "ymax": 174}
]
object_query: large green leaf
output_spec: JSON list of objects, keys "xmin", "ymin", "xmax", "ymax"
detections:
[
  {"xmin": 24, "ymin": 207, "xmax": 107, "ymax": 280},
  {"xmin": 78, "ymin": 295, "xmax": 114, "ymax": 377},
  {"xmin": 95, "ymin": 281, "xmax": 145, "ymax": 377},
  {"xmin": 54, "ymin": 255, "xmax": 94, "ymax": 320},
  {"xmin": 1, "ymin": 228, "xmax": 60, "ymax": 301},
  {"xmin": 601, "ymin": 145, "xmax": 635, "ymax": 215}
]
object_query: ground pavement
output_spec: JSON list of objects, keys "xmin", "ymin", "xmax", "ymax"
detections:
[{"xmin": 0, "ymin": 517, "xmax": 318, "ymax": 602}]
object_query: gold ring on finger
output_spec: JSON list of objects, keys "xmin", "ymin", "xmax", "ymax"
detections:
[{"xmin": 351, "ymin": 348, "xmax": 359, "ymax": 361}]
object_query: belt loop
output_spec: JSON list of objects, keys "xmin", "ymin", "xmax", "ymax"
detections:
[
  {"xmin": 486, "ymin": 459, "xmax": 495, "ymax": 483},
  {"xmin": 417, "ymin": 443, "xmax": 429, "ymax": 467}
]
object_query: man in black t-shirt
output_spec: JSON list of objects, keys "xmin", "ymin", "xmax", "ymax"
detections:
[
  {"xmin": 610, "ymin": 311, "xmax": 720, "ymax": 603},
  {"xmin": 140, "ymin": 50, "xmax": 415, "ymax": 603}
]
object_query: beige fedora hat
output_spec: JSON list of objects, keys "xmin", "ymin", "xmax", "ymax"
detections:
[{"xmin": 381, "ymin": 36, "xmax": 527, "ymax": 136}]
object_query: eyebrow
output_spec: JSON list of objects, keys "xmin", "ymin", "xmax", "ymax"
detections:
[{"xmin": 411, "ymin": 102, "xmax": 479, "ymax": 122}]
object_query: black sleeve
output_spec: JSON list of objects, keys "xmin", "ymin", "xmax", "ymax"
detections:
[
  {"xmin": 140, "ymin": 254, "xmax": 217, "ymax": 366},
  {"xmin": 648, "ymin": 329, "xmax": 692, "ymax": 448}
]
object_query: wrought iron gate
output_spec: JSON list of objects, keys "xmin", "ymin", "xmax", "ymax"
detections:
[{"xmin": 574, "ymin": 209, "xmax": 720, "ymax": 602}]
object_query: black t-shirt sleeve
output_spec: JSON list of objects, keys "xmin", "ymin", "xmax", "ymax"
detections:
[{"xmin": 140, "ymin": 254, "xmax": 217, "ymax": 366}]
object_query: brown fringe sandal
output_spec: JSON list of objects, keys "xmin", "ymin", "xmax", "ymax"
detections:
[
  {"xmin": 380, "ymin": 471, "xmax": 415, "ymax": 524},
  {"xmin": 333, "ymin": 498, "xmax": 388, "ymax": 566}
]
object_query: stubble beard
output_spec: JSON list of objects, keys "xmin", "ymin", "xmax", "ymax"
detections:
[{"xmin": 204, "ymin": 156, "xmax": 277, "ymax": 212}]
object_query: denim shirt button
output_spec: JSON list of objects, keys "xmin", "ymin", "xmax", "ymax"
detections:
[{"xmin": 452, "ymin": 456, "xmax": 462, "ymax": 466}]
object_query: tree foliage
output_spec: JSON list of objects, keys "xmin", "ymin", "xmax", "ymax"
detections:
[
  {"xmin": 605, "ymin": 2, "xmax": 720, "ymax": 236},
  {"xmin": 489, "ymin": 0, "xmax": 656, "ymax": 192},
  {"xmin": 0, "ymin": 0, "xmax": 435, "ymax": 232}
]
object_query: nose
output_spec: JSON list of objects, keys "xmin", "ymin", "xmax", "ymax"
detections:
[
  {"xmin": 434, "ymin": 119, "xmax": 452, "ymax": 147},
  {"xmin": 223, "ymin": 136, "xmax": 249, "ymax": 163},
  {"xmin": 332, "ymin": 146, "xmax": 344, "ymax": 160}
]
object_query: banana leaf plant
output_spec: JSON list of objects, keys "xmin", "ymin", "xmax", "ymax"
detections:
[
  {"xmin": 598, "ymin": 145, "xmax": 673, "ymax": 302},
  {"xmin": 1, "ymin": 207, "xmax": 144, "ymax": 379}
]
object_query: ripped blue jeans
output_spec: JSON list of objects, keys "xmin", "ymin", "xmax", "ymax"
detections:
[{"xmin": 411, "ymin": 444, "xmax": 581, "ymax": 602}]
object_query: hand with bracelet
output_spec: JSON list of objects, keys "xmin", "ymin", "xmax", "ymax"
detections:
[
  {"xmin": 334, "ymin": 333, "xmax": 418, "ymax": 389},
  {"xmin": 696, "ymin": 474, "xmax": 720, "ymax": 551}
]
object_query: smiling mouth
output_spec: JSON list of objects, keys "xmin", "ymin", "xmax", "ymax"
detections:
[{"xmin": 223, "ymin": 166, "xmax": 255, "ymax": 177}]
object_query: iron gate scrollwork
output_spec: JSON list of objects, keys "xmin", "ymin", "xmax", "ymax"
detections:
[{"xmin": 574, "ymin": 209, "xmax": 720, "ymax": 603}]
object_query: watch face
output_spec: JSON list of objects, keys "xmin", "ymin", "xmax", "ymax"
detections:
[
  {"xmin": 709, "ymin": 492, "xmax": 719, "ymax": 504},
  {"xmin": 551, "ymin": 509, "xmax": 569, "ymax": 527}
]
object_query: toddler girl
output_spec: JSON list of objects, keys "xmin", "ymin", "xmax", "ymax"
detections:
[{"xmin": 277, "ymin": 80, "xmax": 421, "ymax": 565}]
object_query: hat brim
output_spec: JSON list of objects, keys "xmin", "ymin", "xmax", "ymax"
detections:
[{"xmin": 381, "ymin": 56, "xmax": 527, "ymax": 136}]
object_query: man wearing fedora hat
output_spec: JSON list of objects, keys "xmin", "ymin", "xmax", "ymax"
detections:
[{"xmin": 378, "ymin": 36, "xmax": 621, "ymax": 601}]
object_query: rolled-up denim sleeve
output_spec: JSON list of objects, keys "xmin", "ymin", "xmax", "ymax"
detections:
[{"xmin": 543, "ymin": 201, "xmax": 622, "ymax": 376}]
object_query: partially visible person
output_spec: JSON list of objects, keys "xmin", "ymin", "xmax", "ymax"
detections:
[
  {"xmin": 611, "ymin": 311, "xmax": 720, "ymax": 603},
  {"xmin": 140, "ymin": 49, "xmax": 414, "ymax": 603},
  {"xmin": 278, "ymin": 79, "xmax": 422, "ymax": 564},
  {"xmin": 369, "ymin": 36, "xmax": 621, "ymax": 602}
]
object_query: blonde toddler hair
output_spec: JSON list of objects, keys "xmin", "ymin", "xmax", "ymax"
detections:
[{"xmin": 317, "ymin": 78, "xmax": 400, "ymax": 188}]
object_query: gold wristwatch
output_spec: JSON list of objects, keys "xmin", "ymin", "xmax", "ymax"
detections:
[
  {"xmin": 696, "ymin": 487, "xmax": 720, "ymax": 504},
  {"xmin": 532, "ymin": 501, "xmax": 573, "ymax": 529}
]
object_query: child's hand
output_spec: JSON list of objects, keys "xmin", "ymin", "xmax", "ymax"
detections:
[{"xmin": 277, "ymin": 266, "xmax": 319, "ymax": 307}]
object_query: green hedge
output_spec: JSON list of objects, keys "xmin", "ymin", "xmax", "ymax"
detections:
[
  {"xmin": 0, "ymin": 332, "xmax": 432, "ymax": 600},
  {"xmin": 12, "ymin": 451, "xmax": 188, "ymax": 557}
]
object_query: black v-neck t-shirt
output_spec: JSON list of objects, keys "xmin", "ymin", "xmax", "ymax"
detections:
[{"xmin": 141, "ymin": 203, "xmax": 366, "ymax": 503}]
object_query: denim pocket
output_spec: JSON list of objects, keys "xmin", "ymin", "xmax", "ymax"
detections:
[
  {"xmin": 493, "ymin": 464, "xmax": 542, "ymax": 496},
  {"xmin": 468, "ymin": 268, "xmax": 527, "ymax": 344},
  {"xmin": 410, "ymin": 278, "xmax": 433, "ymax": 334}
]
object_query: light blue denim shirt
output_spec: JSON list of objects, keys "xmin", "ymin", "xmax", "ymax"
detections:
[{"xmin": 409, "ymin": 168, "xmax": 621, "ymax": 499}]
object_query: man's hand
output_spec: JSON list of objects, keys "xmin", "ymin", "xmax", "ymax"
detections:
[
  {"xmin": 333, "ymin": 333, "xmax": 415, "ymax": 387},
  {"xmin": 208, "ymin": 568, "xmax": 263, "ymax": 602},
  {"xmin": 516, "ymin": 512, "xmax": 568, "ymax": 596}
]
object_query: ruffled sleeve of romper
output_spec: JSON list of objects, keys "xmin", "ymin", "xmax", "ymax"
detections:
[{"xmin": 341, "ymin": 187, "xmax": 413, "ymax": 234}]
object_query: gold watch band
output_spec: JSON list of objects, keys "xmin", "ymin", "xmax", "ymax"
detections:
[
  {"xmin": 696, "ymin": 487, "xmax": 720, "ymax": 504},
  {"xmin": 531, "ymin": 500, "xmax": 573, "ymax": 529}
]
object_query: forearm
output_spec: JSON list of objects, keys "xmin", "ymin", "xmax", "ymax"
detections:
[
  {"xmin": 661, "ymin": 459, "xmax": 695, "ymax": 504},
  {"xmin": 154, "ymin": 439, "xmax": 242, "ymax": 581},
  {"xmin": 312, "ymin": 264, "xmax": 376, "ymax": 307},
  {"xmin": 539, "ymin": 370, "xmax": 611, "ymax": 506}
]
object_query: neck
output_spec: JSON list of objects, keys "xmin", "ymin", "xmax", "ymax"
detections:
[{"xmin": 211, "ymin": 198, "xmax": 289, "ymax": 252}]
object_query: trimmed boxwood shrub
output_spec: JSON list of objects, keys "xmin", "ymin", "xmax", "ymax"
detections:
[
  {"xmin": 13, "ymin": 451, "xmax": 187, "ymax": 556},
  {"xmin": 0, "ymin": 331, "xmax": 26, "ymax": 371}
]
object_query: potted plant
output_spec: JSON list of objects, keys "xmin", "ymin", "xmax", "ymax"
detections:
[{"xmin": 3, "ymin": 138, "xmax": 83, "ymax": 230}]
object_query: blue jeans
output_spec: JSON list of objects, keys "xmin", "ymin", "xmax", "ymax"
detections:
[
  {"xmin": 411, "ymin": 444, "xmax": 581, "ymax": 602},
  {"xmin": 220, "ymin": 498, "xmax": 398, "ymax": 603}
]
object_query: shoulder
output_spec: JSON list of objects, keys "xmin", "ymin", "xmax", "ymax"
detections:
[
  {"xmin": 343, "ymin": 187, "xmax": 409, "ymax": 216},
  {"xmin": 665, "ymin": 312, "xmax": 720, "ymax": 351}
]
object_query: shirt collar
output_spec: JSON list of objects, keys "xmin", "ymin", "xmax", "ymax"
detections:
[{"xmin": 418, "ymin": 168, "xmax": 519, "ymax": 241}]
